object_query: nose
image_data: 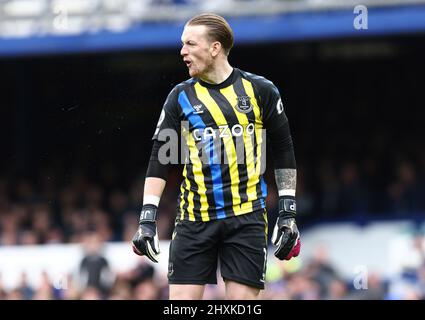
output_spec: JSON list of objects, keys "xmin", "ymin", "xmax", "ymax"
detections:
[{"xmin": 180, "ymin": 45, "xmax": 188, "ymax": 57}]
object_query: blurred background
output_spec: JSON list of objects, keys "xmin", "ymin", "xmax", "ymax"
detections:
[{"xmin": 1, "ymin": 0, "xmax": 425, "ymax": 300}]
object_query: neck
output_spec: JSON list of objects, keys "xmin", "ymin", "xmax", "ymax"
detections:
[{"xmin": 200, "ymin": 60, "xmax": 233, "ymax": 85}]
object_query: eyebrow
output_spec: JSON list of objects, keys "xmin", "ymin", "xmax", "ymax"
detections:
[{"xmin": 181, "ymin": 39, "xmax": 195, "ymax": 44}]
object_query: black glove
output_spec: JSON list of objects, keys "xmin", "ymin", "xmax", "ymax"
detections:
[
  {"xmin": 132, "ymin": 204, "xmax": 160, "ymax": 263},
  {"xmin": 271, "ymin": 196, "xmax": 301, "ymax": 260}
]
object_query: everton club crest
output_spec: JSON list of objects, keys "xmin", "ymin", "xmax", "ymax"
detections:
[{"xmin": 235, "ymin": 96, "xmax": 252, "ymax": 113}]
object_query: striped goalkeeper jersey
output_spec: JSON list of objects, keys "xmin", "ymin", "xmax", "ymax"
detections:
[{"xmin": 152, "ymin": 68, "xmax": 290, "ymax": 222}]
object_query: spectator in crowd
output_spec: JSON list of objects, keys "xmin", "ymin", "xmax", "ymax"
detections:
[
  {"xmin": 0, "ymin": 274, "xmax": 7, "ymax": 300},
  {"xmin": 325, "ymin": 278, "xmax": 348, "ymax": 300},
  {"xmin": 77, "ymin": 230, "xmax": 114, "ymax": 298},
  {"xmin": 16, "ymin": 272, "xmax": 34, "ymax": 300},
  {"xmin": 338, "ymin": 162, "xmax": 369, "ymax": 215},
  {"xmin": 304, "ymin": 245, "xmax": 339, "ymax": 299},
  {"xmin": 33, "ymin": 271, "xmax": 54, "ymax": 300},
  {"xmin": 388, "ymin": 161, "xmax": 425, "ymax": 214},
  {"xmin": 317, "ymin": 159, "xmax": 340, "ymax": 218}
]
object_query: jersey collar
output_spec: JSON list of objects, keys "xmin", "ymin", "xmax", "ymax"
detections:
[{"xmin": 197, "ymin": 68, "xmax": 238, "ymax": 89}]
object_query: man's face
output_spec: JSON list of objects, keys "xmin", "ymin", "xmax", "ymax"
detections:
[{"xmin": 180, "ymin": 25, "xmax": 214, "ymax": 78}]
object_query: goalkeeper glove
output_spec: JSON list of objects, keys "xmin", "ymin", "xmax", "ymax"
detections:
[
  {"xmin": 132, "ymin": 204, "xmax": 160, "ymax": 263},
  {"xmin": 271, "ymin": 196, "xmax": 301, "ymax": 260}
]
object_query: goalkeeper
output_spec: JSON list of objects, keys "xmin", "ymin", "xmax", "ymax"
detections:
[{"xmin": 132, "ymin": 13, "xmax": 300, "ymax": 300}]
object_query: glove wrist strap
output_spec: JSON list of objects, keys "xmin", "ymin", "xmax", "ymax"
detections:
[
  {"xmin": 278, "ymin": 196, "xmax": 296, "ymax": 219},
  {"xmin": 139, "ymin": 204, "xmax": 158, "ymax": 223}
]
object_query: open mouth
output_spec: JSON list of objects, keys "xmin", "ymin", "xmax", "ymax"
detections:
[{"xmin": 184, "ymin": 60, "xmax": 191, "ymax": 68}]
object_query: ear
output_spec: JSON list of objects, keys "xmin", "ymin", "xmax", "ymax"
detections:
[{"xmin": 210, "ymin": 41, "xmax": 222, "ymax": 58}]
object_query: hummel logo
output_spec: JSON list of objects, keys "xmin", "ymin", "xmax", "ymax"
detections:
[{"xmin": 193, "ymin": 104, "xmax": 204, "ymax": 114}]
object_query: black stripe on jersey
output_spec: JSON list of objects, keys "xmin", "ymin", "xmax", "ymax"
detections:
[
  {"xmin": 185, "ymin": 86, "xmax": 219, "ymax": 221},
  {"xmin": 232, "ymin": 77, "xmax": 263, "ymax": 202},
  {"xmin": 239, "ymin": 71, "xmax": 265, "ymax": 120},
  {"xmin": 232, "ymin": 77, "xmax": 257, "ymax": 123},
  {"xmin": 186, "ymin": 162, "xmax": 200, "ymax": 218},
  {"xmin": 206, "ymin": 88, "xmax": 248, "ymax": 208},
  {"xmin": 207, "ymin": 87, "xmax": 247, "ymax": 215}
]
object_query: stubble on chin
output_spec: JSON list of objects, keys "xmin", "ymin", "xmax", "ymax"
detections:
[{"xmin": 189, "ymin": 68, "xmax": 199, "ymax": 78}]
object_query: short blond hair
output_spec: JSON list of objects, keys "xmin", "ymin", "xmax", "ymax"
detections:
[{"xmin": 186, "ymin": 13, "xmax": 234, "ymax": 55}]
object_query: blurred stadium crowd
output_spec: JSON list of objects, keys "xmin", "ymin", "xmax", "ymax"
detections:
[
  {"xmin": 1, "ymin": 154, "xmax": 425, "ymax": 247},
  {"xmin": 1, "ymin": 230, "xmax": 425, "ymax": 300},
  {"xmin": 1, "ymin": 149, "xmax": 425, "ymax": 300}
]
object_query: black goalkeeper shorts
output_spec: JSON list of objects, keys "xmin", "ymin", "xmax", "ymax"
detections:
[{"xmin": 168, "ymin": 209, "xmax": 268, "ymax": 289}]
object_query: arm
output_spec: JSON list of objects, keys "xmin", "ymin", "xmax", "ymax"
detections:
[
  {"xmin": 131, "ymin": 142, "xmax": 173, "ymax": 263},
  {"xmin": 275, "ymin": 168, "xmax": 296, "ymax": 198},
  {"xmin": 132, "ymin": 88, "xmax": 180, "ymax": 262},
  {"xmin": 270, "ymin": 141, "xmax": 300, "ymax": 261},
  {"xmin": 260, "ymin": 81, "xmax": 300, "ymax": 260},
  {"xmin": 131, "ymin": 171, "xmax": 167, "ymax": 263},
  {"xmin": 143, "ymin": 177, "xmax": 166, "ymax": 206},
  {"xmin": 132, "ymin": 138, "xmax": 175, "ymax": 263}
]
